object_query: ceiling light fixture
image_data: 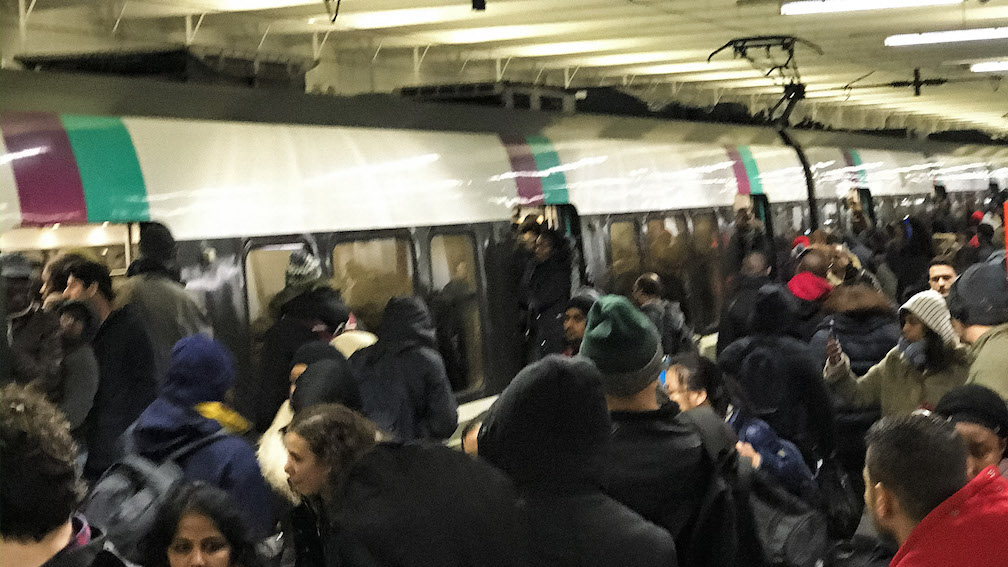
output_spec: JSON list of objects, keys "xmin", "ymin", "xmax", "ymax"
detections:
[
  {"xmin": 782, "ymin": 0, "xmax": 961, "ymax": 15},
  {"xmin": 886, "ymin": 26, "xmax": 1008, "ymax": 46},
  {"xmin": 971, "ymin": 60, "xmax": 1008, "ymax": 73}
]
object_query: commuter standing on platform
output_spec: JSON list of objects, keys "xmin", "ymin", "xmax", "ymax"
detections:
[
  {"xmin": 724, "ymin": 198, "xmax": 770, "ymax": 281},
  {"xmin": 116, "ymin": 221, "xmax": 212, "ymax": 377},
  {"xmin": 350, "ymin": 296, "xmax": 457, "ymax": 442},
  {"xmin": 717, "ymin": 251, "xmax": 772, "ymax": 356},
  {"xmin": 947, "ymin": 251, "xmax": 1008, "ymax": 400},
  {"xmin": 0, "ymin": 384, "xmax": 130, "ymax": 567},
  {"xmin": 863, "ymin": 414, "xmax": 1008, "ymax": 567},
  {"xmin": 3, "ymin": 253, "xmax": 62, "ymax": 393},
  {"xmin": 64, "ymin": 259, "xmax": 158, "ymax": 482},
  {"xmin": 479, "ymin": 355, "xmax": 678, "ymax": 567},
  {"xmin": 787, "ymin": 249, "xmax": 834, "ymax": 342},
  {"xmin": 53, "ymin": 300, "xmax": 100, "ymax": 441}
]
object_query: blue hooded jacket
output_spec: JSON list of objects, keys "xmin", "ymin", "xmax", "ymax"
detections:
[{"xmin": 130, "ymin": 335, "xmax": 273, "ymax": 538}]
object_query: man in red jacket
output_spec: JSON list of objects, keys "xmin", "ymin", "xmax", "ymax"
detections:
[{"xmin": 864, "ymin": 413, "xmax": 1008, "ymax": 567}]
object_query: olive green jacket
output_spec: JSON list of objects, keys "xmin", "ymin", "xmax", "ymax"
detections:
[
  {"xmin": 966, "ymin": 324, "xmax": 1008, "ymax": 400},
  {"xmin": 824, "ymin": 346, "xmax": 970, "ymax": 416}
]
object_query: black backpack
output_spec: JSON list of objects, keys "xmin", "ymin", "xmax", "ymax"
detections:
[
  {"xmin": 680, "ymin": 408, "xmax": 829, "ymax": 567},
  {"xmin": 82, "ymin": 430, "xmax": 228, "ymax": 562}
]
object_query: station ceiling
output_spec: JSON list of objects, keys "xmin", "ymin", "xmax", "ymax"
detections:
[{"xmin": 8, "ymin": 0, "xmax": 1008, "ymax": 137}]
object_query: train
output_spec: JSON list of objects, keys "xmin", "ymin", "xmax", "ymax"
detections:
[{"xmin": 2, "ymin": 69, "xmax": 1006, "ymax": 426}]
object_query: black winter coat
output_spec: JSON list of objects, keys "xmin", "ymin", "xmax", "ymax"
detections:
[
  {"xmin": 8, "ymin": 305, "xmax": 62, "ymax": 392},
  {"xmin": 606, "ymin": 404, "xmax": 707, "ymax": 561},
  {"xmin": 791, "ymin": 296, "xmax": 826, "ymax": 343},
  {"xmin": 350, "ymin": 297, "xmax": 457, "ymax": 441},
  {"xmin": 300, "ymin": 443, "xmax": 529, "ymax": 567},
  {"xmin": 716, "ymin": 275, "xmax": 771, "ymax": 356},
  {"xmin": 520, "ymin": 254, "xmax": 571, "ymax": 362},
  {"xmin": 83, "ymin": 305, "xmax": 158, "ymax": 481},
  {"xmin": 809, "ymin": 313, "xmax": 900, "ymax": 376},
  {"xmin": 719, "ymin": 335, "xmax": 837, "ymax": 465}
]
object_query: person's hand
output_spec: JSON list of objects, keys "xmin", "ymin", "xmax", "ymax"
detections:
[
  {"xmin": 736, "ymin": 441, "xmax": 762, "ymax": 469},
  {"xmin": 826, "ymin": 335, "xmax": 844, "ymax": 366}
]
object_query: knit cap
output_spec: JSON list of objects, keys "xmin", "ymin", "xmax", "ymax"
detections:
[
  {"xmin": 0, "ymin": 253, "xmax": 33, "ymax": 279},
  {"xmin": 579, "ymin": 295, "xmax": 663, "ymax": 397},
  {"xmin": 286, "ymin": 250, "xmax": 322, "ymax": 288},
  {"xmin": 900, "ymin": 290, "xmax": 958, "ymax": 347},
  {"xmin": 947, "ymin": 251, "xmax": 1008, "ymax": 327},
  {"xmin": 936, "ymin": 384, "xmax": 1008, "ymax": 438}
]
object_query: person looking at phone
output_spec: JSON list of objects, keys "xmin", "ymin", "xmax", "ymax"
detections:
[{"xmin": 824, "ymin": 290, "xmax": 969, "ymax": 416}]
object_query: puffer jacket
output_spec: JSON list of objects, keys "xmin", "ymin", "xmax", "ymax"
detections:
[
  {"xmin": 809, "ymin": 285, "xmax": 901, "ymax": 376},
  {"xmin": 480, "ymin": 356, "xmax": 678, "ymax": 567},
  {"xmin": 349, "ymin": 297, "xmax": 457, "ymax": 441}
]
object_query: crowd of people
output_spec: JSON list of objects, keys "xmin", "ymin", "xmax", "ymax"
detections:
[{"xmin": 2, "ymin": 195, "xmax": 1008, "ymax": 567}]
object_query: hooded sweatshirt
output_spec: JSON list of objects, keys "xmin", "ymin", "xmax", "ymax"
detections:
[
  {"xmin": 719, "ymin": 284, "xmax": 836, "ymax": 464},
  {"xmin": 55, "ymin": 301, "xmax": 100, "ymax": 434},
  {"xmin": 890, "ymin": 466, "xmax": 1008, "ymax": 567},
  {"xmin": 130, "ymin": 336, "xmax": 272, "ymax": 538},
  {"xmin": 349, "ymin": 297, "xmax": 457, "ymax": 441},
  {"xmin": 787, "ymin": 271, "xmax": 833, "ymax": 342},
  {"xmin": 479, "ymin": 356, "xmax": 678, "ymax": 567}
]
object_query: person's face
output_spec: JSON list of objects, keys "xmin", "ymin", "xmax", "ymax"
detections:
[
  {"xmin": 534, "ymin": 235, "xmax": 553, "ymax": 263},
  {"xmin": 289, "ymin": 364, "xmax": 308, "ymax": 397},
  {"xmin": 902, "ymin": 312, "xmax": 927, "ymax": 343},
  {"xmin": 735, "ymin": 208, "xmax": 752, "ymax": 230},
  {"xmin": 829, "ymin": 246, "xmax": 850, "ymax": 276},
  {"xmin": 4, "ymin": 277, "xmax": 33, "ymax": 314},
  {"xmin": 664, "ymin": 366, "xmax": 706, "ymax": 412},
  {"xmin": 563, "ymin": 307, "xmax": 587, "ymax": 343},
  {"xmin": 955, "ymin": 421, "xmax": 1007, "ymax": 479},
  {"xmin": 63, "ymin": 275, "xmax": 94, "ymax": 302},
  {"xmin": 283, "ymin": 432, "xmax": 331, "ymax": 497},
  {"xmin": 519, "ymin": 231, "xmax": 538, "ymax": 253},
  {"xmin": 59, "ymin": 313, "xmax": 84, "ymax": 340},
  {"xmin": 167, "ymin": 512, "xmax": 232, "ymax": 567},
  {"xmin": 928, "ymin": 265, "xmax": 957, "ymax": 298}
]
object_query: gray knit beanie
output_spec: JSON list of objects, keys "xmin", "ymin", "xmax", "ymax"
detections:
[{"xmin": 900, "ymin": 290, "xmax": 959, "ymax": 347}]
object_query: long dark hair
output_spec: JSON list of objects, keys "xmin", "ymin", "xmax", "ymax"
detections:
[
  {"xmin": 140, "ymin": 482, "xmax": 263, "ymax": 567},
  {"xmin": 900, "ymin": 311, "xmax": 954, "ymax": 372}
]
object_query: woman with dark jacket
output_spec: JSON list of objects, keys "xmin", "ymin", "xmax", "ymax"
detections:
[
  {"xmin": 479, "ymin": 356, "xmax": 678, "ymax": 567},
  {"xmin": 128, "ymin": 335, "xmax": 273, "ymax": 539},
  {"xmin": 349, "ymin": 297, "xmax": 457, "ymax": 442},
  {"xmin": 282, "ymin": 404, "xmax": 528, "ymax": 567},
  {"xmin": 884, "ymin": 216, "xmax": 933, "ymax": 299}
]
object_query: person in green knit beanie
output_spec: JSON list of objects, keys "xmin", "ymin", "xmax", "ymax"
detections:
[{"xmin": 579, "ymin": 295, "xmax": 717, "ymax": 566}]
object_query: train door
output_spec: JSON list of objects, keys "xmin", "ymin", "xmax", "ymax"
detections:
[{"xmin": 243, "ymin": 237, "xmax": 316, "ymax": 328}]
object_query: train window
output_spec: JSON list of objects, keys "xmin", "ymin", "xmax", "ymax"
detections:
[
  {"xmin": 429, "ymin": 234, "xmax": 484, "ymax": 393},
  {"xmin": 608, "ymin": 220, "xmax": 641, "ymax": 296},
  {"xmin": 331, "ymin": 237, "xmax": 414, "ymax": 333},
  {"xmin": 245, "ymin": 245, "xmax": 300, "ymax": 325},
  {"xmin": 689, "ymin": 211, "xmax": 723, "ymax": 332}
]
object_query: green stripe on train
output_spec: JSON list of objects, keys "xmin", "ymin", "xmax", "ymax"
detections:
[
  {"xmin": 738, "ymin": 146, "xmax": 764, "ymax": 195},
  {"xmin": 527, "ymin": 136, "xmax": 570, "ymax": 205},
  {"xmin": 62, "ymin": 115, "xmax": 149, "ymax": 222}
]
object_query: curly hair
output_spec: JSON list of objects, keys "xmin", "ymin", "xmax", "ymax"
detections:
[
  {"xmin": 0, "ymin": 383, "xmax": 85, "ymax": 541},
  {"xmin": 140, "ymin": 482, "xmax": 263, "ymax": 567},
  {"xmin": 285, "ymin": 403, "xmax": 378, "ymax": 500}
]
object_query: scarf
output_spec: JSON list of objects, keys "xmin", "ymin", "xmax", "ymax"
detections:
[{"xmin": 898, "ymin": 336, "xmax": 928, "ymax": 371}]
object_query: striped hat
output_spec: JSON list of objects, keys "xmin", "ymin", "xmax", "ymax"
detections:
[
  {"xmin": 286, "ymin": 250, "xmax": 322, "ymax": 287},
  {"xmin": 900, "ymin": 290, "xmax": 958, "ymax": 347}
]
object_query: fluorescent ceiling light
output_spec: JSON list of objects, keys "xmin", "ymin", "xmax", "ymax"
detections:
[
  {"xmin": 782, "ymin": 0, "xmax": 961, "ymax": 15},
  {"xmin": 886, "ymin": 26, "xmax": 1008, "ymax": 46},
  {"xmin": 971, "ymin": 60, "xmax": 1008, "ymax": 72}
]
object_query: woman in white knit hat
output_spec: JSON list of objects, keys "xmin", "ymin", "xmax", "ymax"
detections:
[{"xmin": 824, "ymin": 289, "xmax": 969, "ymax": 416}]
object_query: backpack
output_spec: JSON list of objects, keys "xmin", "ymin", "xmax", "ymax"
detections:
[
  {"xmin": 655, "ymin": 300, "xmax": 696, "ymax": 357},
  {"xmin": 81, "ymin": 430, "xmax": 228, "ymax": 562},
  {"xmin": 680, "ymin": 408, "xmax": 829, "ymax": 567}
]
